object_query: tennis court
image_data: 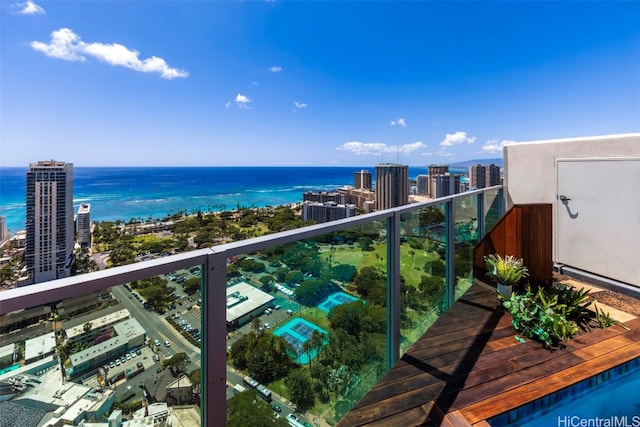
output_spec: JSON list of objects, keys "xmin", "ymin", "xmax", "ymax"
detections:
[
  {"xmin": 317, "ymin": 291, "xmax": 360, "ymax": 313},
  {"xmin": 273, "ymin": 318, "xmax": 327, "ymax": 364}
]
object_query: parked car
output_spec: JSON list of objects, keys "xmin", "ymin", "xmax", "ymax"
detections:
[
  {"xmin": 164, "ymin": 340, "xmax": 171, "ymax": 347},
  {"xmin": 272, "ymin": 404, "xmax": 282, "ymax": 413}
]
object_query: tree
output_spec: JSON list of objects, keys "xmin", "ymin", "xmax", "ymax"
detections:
[
  {"xmin": 333, "ymin": 264, "xmax": 356, "ymax": 283},
  {"xmin": 285, "ymin": 368, "xmax": 315, "ymax": 412},
  {"xmin": 163, "ymin": 352, "xmax": 188, "ymax": 374},
  {"xmin": 230, "ymin": 334, "xmax": 252, "ymax": 370},
  {"xmin": 227, "ymin": 390, "xmax": 287, "ymax": 427},
  {"xmin": 352, "ymin": 266, "xmax": 384, "ymax": 300},
  {"xmin": 183, "ymin": 276, "xmax": 201, "ymax": 294},
  {"xmin": 431, "ymin": 259, "xmax": 446, "ymax": 276},
  {"xmin": 285, "ymin": 270, "xmax": 304, "ymax": 286},
  {"xmin": 358, "ymin": 236, "xmax": 373, "ymax": 251},
  {"xmin": 274, "ymin": 267, "xmax": 288, "ymax": 282},
  {"xmin": 83, "ymin": 322, "xmax": 92, "ymax": 334},
  {"xmin": 307, "ymin": 330, "xmax": 324, "ymax": 370},
  {"xmin": 109, "ymin": 242, "xmax": 135, "ymax": 266},
  {"xmin": 189, "ymin": 368, "xmax": 201, "ymax": 387},
  {"xmin": 246, "ymin": 335, "xmax": 295, "ymax": 384},
  {"xmin": 251, "ymin": 318, "xmax": 262, "ymax": 335}
]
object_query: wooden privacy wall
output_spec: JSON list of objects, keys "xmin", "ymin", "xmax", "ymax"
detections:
[{"xmin": 474, "ymin": 204, "xmax": 553, "ymax": 285}]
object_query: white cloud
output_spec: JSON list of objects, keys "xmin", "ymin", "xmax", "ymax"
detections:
[
  {"xmin": 252, "ymin": 81, "xmax": 259, "ymax": 86},
  {"xmin": 338, "ymin": 141, "xmax": 426, "ymax": 156},
  {"xmin": 269, "ymin": 65, "xmax": 282, "ymax": 72},
  {"xmin": 224, "ymin": 101, "xmax": 232, "ymax": 109},
  {"xmin": 440, "ymin": 131, "xmax": 476, "ymax": 146},
  {"xmin": 235, "ymin": 93, "xmax": 251, "ymax": 109},
  {"xmin": 482, "ymin": 139, "xmax": 517, "ymax": 154},
  {"xmin": 436, "ymin": 150, "xmax": 454, "ymax": 157},
  {"xmin": 293, "ymin": 101, "xmax": 307, "ymax": 109},
  {"xmin": 30, "ymin": 28, "xmax": 188, "ymax": 79},
  {"xmin": 390, "ymin": 118, "xmax": 407, "ymax": 127},
  {"xmin": 31, "ymin": 28, "xmax": 84, "ymax": 61},
  {"xmin": 16, "ymin": 1, "xmax": 45, "ymax": 15}
]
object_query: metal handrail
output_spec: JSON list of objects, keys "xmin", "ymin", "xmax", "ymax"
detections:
[{"xmin": 0, "ymin": 185, "xmax": 503, "ymax": 425}]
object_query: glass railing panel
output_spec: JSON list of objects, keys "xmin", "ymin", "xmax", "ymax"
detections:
[
  {"xmin": 483, "ymin": 187, "xmax": 502, "ymax": 232},
  {"xmin": 398, "ymin": 204, "xmax": 447, "ymax": 355},
  {"xmin": 0, "ymin": 269, "xmax": 204, "ymax": 426},
  {"xmin": 225, "ymin": 220, "xmax": 387, "ymax": 426},
  {"xmin": 454, "ymin": 195, "xmax": 479, "ymax": 300}
]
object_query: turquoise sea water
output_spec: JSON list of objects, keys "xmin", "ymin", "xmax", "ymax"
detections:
[{"xmin": 0, "ymin": 166, "xmax": 431, "ymax": 237}]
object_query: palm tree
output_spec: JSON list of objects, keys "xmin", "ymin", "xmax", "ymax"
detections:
[
  {"xmin": 302, "ymin": 339, "xmax": 313, "ymax": 366},
  {"xmin": 251, "ymin": 318, "xmax": 261, "ymax": 335}
]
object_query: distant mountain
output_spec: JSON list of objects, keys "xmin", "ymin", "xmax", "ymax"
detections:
[{"xmin": 447, "ymin": 158, "xmax": 503, "ymax": 169}]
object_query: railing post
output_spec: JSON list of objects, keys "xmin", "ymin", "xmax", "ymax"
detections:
[
  {"xmin": 202, "ymin": 249, "xmax": 228, "ymax": 426},
  {"xmin": 386, "ymin": 213, "xmax": 401, "ymax": 369},
  {"xmin": 445, "ymin": 199, "xmax": 456, "ymax": 309},
  {"xmin": 477, "ymin": 190, "xmax": 485, "ymax": 238}
]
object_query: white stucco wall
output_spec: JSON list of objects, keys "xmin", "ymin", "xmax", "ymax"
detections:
[
  {"xmin": 504, "ymin": 133, "xmax": 640, "ymax": 285},
  {"xmin": 504, "ymin": 133, "xmax": 640, "ymax": 207}
]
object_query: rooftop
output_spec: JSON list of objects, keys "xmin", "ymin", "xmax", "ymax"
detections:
[{"xmin": 338, "ymin": 279, "xmax": 640, "ymax": 426}]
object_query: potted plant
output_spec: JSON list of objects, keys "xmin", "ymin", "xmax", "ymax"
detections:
[{"xmin": 483, "ymin": 254, "xmax": 529, "ymax": 297}]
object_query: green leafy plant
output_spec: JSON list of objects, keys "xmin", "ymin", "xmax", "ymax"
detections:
[
  {"xmin": 594, "ymin": 304, "xmax": 620, "ymax": 328},
  {"xmin": 500, "ymin": 285, "xmax": 581, "ymax": 347},
  {"xmin": 484, "ymin": 254, "xmax": 529, "ymax": 287}
]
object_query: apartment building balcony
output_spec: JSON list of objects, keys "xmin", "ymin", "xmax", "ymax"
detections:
[{"xmin": 0, "ymin": 134, "xmax": 638, "ymax": 427}]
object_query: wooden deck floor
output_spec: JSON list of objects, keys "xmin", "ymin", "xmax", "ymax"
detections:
[{"xmin": 336, "ymin": 282, "xmax": 640, "ymax": 427}]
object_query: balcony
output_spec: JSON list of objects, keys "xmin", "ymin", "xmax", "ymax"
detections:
[{"xmin": 1, "ymin": 134, "xmax": 638, "ymax": 426}]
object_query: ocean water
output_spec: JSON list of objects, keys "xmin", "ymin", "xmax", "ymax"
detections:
[{"xmin": 0, "ymin": 166, "xmax": 428, "ymax": 236}]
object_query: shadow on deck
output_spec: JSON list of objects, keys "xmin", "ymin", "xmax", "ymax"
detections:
[{"xmin": 337, "ymin": 282, "xmax": 640, "ymax": 427}]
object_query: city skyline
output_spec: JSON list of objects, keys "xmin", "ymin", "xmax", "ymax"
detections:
[{"xmin": 1, "ymin": 1, "xmax": 638, "ymax": 167}]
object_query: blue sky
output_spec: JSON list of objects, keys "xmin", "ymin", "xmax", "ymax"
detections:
[{"xmin": 1, "ymin": 1, "xmax": 638, "ymax": 167}]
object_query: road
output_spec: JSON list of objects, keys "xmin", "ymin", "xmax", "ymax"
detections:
[{"xmin": 110, "ymin": 285, "xmax": 201, "ymax": 368}]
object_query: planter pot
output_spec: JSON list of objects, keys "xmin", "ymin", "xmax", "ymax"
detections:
[{"xmin": 497, "ymin": 283, "xmax": 513, "ymax": 298}]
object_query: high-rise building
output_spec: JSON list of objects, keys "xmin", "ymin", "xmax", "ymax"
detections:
[
  {"xmin": 77, "ymin": 203, "xmax": 91, "ymax": 248},
  {"xmin": 354, "ymin": 169, "xmax": 372, "ymax": 190},
  {"xmin": 486, "ymin": 164, "xmax": 501, "ymax": 187},
  {"xmin": 375, "ymin": 163, "xmax": 409, "ymax": 210},
  {"xmin": 26, "ymin": 160, "xmax": 74, "ymax": 284},
  {"xmin": 469, "ymin": 163, "xmax": 501, "ymax": 189},
  {"xmin": 0, "ymin": 216, "xmax": 7, "ymax": 248},
  {"xmin": 416, "ymin": 175, "xmax": 429, "ymax": 196},
  {"xmin": 427, "ymin": 164, "xmax": 449, "ymax": 198},
  {"xmin": 301, "ymin": 201, "xmax": 357, "ymax": 224},
  {"xmin": 302, "ymin": 191, "xmax": 345, "ymax": 204},
  {"xmin": 337, "ymin": 186, "xmax": 375, "ymax": 210},
  {"xmin": 433, "ymin": 173, "xmax": 463, "ymax": 198}
]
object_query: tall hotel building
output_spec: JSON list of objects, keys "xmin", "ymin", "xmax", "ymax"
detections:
[
  {"xmin": 354, "ymin": 169, "xmax": 372, "ymax": 190},
  {"xmin": 77, "ymin": 203, "xmax": 92, "ymax": 248},
  {"xmin": 374, "ymin": 163, "xmax": 409, "ymax": 211},
  {"xmin": 427, "ymin": 164, "xmax": 449, "ymax": 198},
  {"xmin": 469, "ymin": 163, "xmax": 501, "ymax": 189},
  {"xmin": 0, "ymin": 216, "xmax": 8, "ymax": 248},
  {"xmin": 26, "ymin": 161, "xmax": 74, "ymax": 284},
  {"xmin": 416, "ymin": 175, "xmax": 429, "ymax": 196}
]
